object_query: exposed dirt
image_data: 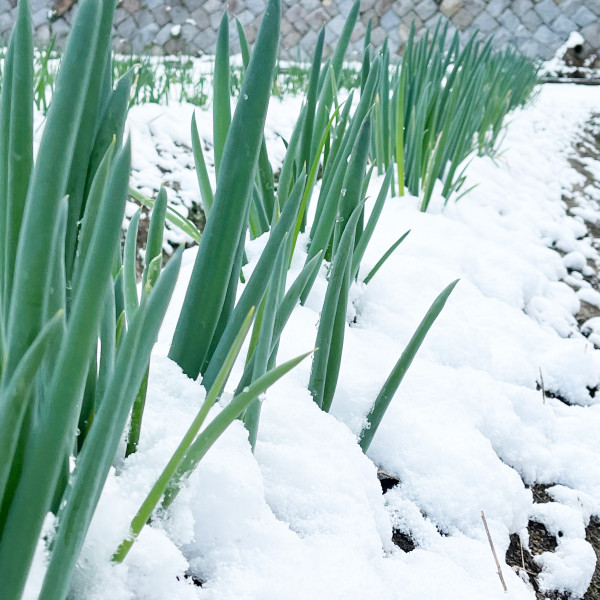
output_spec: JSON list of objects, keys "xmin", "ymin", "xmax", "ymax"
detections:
[
  {"xmin": 535, "ymin": 113, "xmax": 600, "ymax": 410},
  {"xmin": 563, "ymin": 114, "xmax": 600, "ymax": 332},
  {"xmin": 504, "ymin": 485, "xmax": 569, "ymax": 599},
  {"xmin": 377, "ymin": 469, "xmax": 400, "ymax": 494},
  {"xmin": 584, "ymin": 518, "xmax": 600, "ymax": 600},
  {"xmin": 387, "ymin": 117, "xmax": 600, "ymax": 595}
]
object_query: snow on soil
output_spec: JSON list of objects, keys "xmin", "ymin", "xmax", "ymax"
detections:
[{"xmin": 27, "ymin": 84, "xmax": 600, "ymax": 599}]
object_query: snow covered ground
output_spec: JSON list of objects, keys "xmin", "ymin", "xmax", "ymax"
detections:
[{"xmin": 27, "ymin": 83, "xmax": 600, "ymax": 599}]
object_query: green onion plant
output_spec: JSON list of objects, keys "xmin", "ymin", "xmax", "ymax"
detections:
[
  {"xmin": 370, "ymin": 22, "xmax": 538, "ymax": 210},
  {"xmin": 1, "ymin": 1, "xmax": 534, "ymax": 594}
]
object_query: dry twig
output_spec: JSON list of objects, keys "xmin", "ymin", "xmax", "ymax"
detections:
[{"xmin": 482, "ymin": 511, "xmax": 508, "ymax": 593}]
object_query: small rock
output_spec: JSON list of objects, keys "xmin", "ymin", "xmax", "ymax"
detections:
[{"xmin": 440, "ymin": 0, "xmax": 462, "ymax": 19}]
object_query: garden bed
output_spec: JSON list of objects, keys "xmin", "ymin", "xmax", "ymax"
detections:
[{"xmin": 20, "ymin": 81, "xmax": 600, "ymax": 600}]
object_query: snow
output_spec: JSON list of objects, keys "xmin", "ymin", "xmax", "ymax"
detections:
[{"xmin": 27, "ymin": 82, "xmax": 600, "ymax": 598}]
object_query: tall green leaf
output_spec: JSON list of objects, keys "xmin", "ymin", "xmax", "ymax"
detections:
[
  {"xmin": 169, "ymin": 0, "xmax": 281, "ymax": 380},
  {"xmin": 359, "ymin": 280, "xmax": 459, "ymax": 451},
  {"xmin": 213, "ymin": 13, "xmax": 231, "ymax": 176}
]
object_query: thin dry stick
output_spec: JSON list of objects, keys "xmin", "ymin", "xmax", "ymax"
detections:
[
  {"xmin": 519, "ymin": 536, "xmax": 525, "ymax": 571},
  {"xmin": 481, "ymin": 511, "xmax": 508, "ymax": 593},
  {"xmin": 539, "ymin": 367, "xmax": 546, "ymax": 404}
]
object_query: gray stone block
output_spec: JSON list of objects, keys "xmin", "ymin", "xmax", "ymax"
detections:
[
  {"xmin": 30, "ymin": 0, "xmax": 46, "ymax": 12},
  {"xmin": 498, "ymin": 9, "xmax": 520, "ymax": 31},
  {"xmin": 512, "ymin": 30, "xmax": 531, "ymax": 48},
  {"xmin": 374, "ymin": 0, "xmax": 394, "ymax": 17},
  {"xmin": 202, "ymin": 0, "xmax": 222, "ymax": 14},
  {"xmin": 586, "ymin": 0, "xmax": 600, "ymax": 16},
  {"xmin": 556, "ymin": 0, "xmax": 585, "ymax": 14},
  {"xmin": 113, "ymin": 6, "xmax": 129, "ymax": 25},
  {"xmin": 402, "ymin": 10, "xmax": 423, "ymax": 32},
  {"xmin": 533, "ymin": 23, "xmax": 560, "ymax": 46},
  {"xmin": 301, "ymin": 0, "xmax": 321, "ymax": 12},
  {"xmin": 225, "ymin": 0, "xmax": 242, "ymax": 13},
  {"xmin": 300, "ymin": 27, "xmax": 319, "ymax": 53},
  {"xmin": 134, "ymin": 8, "xmax": 155, "ymax": 29},
  {"xmin": 371, "ymin": 25, "xmax": 387, "ymax": 47},
  {"xmin": 518, "ymin": 38, "xmax": 540, "ymax": 57},
  {"xmin": 551, "ymin": 14, "xmax": 576, "ymax": 37},
  {"xmin": 164, "ymin": 36, "xmax": 184, "ymax": 54},
  {"xmin": 521, "ymin": 9, "xmax": 542, "ymax": 32},
  {"xmin": 440, "ymin": 0, "xmax": 462, "ymax": 19},
  {"xmin": 181, "ymin": 22, "xmax": 198, "ymax": 44},
  {"xmin": 169, "ymin": 5, "xmax": 190, "ymax": 25},
  {"xmin": 120, "ymin": 0, "xmax": 140, "ymax": 14},
  {"xmin": 534, "ymin": 0, "xmax": 560, "ymax": 24},
  {"xmin": 196, "ymin": 25, "xmax": 218, "ymax": 50},
  {"xmin": 572, "ymin": 6, "xmax": 596, "ymax": 28},
  {"xmin": 387, "ymin": 21, "xmax": 401, "ymax": 45},
  {"xmin": 337, "ymin": 1, "xmax": 355, "ymax": 17},
  {"xmin": 581, "ymin": 22, "xmax": 600, "ymax": 49},
  {"xmin": 414, "ymin": 0, "xmax": 438, "ymax": 22},
  {"xmin": 36, "ymin": 23, "xmax": 51, "ymax": 44},
  {"xmin": 282, "ymin": 29, "xmax": 302, "ymax": 48},
  {"xmin": 472, "ymin": 11, "xmax": 497, "ymax": 33},
  {"xmin": 511, "ymin": 0, "xmax": 533, "ymax": 18},
  {"xmin": 155, "ymin": 23, "xmax": 174, "ymax": 46},
  {"xmin": 152, "ymin": 5, "xmax": 172, "ymax": 27},
  {"xmin": 32, "ymin": 7, "xmax": 48, "ymax": 28},
  {"xmin": 324, "ymin": 24, "xmax": 339, "ymax": 45},
  {"xmin": 328, "ymin": 13, "xmax": 346, "ymax": 37},
  {"xmin": 305, "ymin": 7, "xmax": 329, "ymax": 30},
  {"xmin": 146, "ymin": 0, "xmax": 163, "ymax": 9},
  {"xmin": 491, "ymin": 26, "xmax": 512, "ymax": 48},
  {"xmin": 209, "ymin": 10, "xmax": 221, "ymax": 29},
  {"xmin": 280, "ymin": 16, "xmax": 293, "ymax": 36},
  {"xmin": 392, "ymin": 0, "xmax": 417, "ymax": 18},
  {"xmin": 285, "ymin": 4, "xmax": 305, "ymax": 24},
  {"xmin": 321, "ymin": 0, "xmax": 336, "ymax": 18},
  {"xmin": 137, "ymin": 22, "xmax": 160, "ymax": 48},
  {"xmin": 540, "ymin": 44, "xmax": 557, "ymax": 60},
  {"xmin": 246, "ymin": 0, "xmax": 266, "ymax": 14},
  {"xmin": 452, "ymin": 7, "xmax": 474, "ymax": 29},
  {"xmin": 380, "ymin": 7, "xmax": 401, "ymax": 30},
  {"xmin": 350, "ymin": 19, "xmax": 366, "ymax": 43},
  {"xmin": 190, "ymin": 7, "xmax": 210, "ymax": 29},
  {"xmin": 486, "ymin": 0, "xmax": 509, "ymax": 18},
  {"xmin": 116, "ymin": 17, "xmax": 137, "ymax": 40},
  {"xmin": 236, "ymin": 9, "xmax": 254, "ymax": 26},
  {"xmin": 0, "ymin": 10, "xmax": 12, "ymax": 33},
  {"xmin": 360, "ymin": 7, "xmax": 375, "ymax": 25},
  {"xmin": 462, "ymin": 0, "xmax": 486, "ymax": 17}
]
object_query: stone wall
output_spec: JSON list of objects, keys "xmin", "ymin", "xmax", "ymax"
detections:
[{"xmin": 0, "ymin": 0, "xmax": 598, "ymax": 61}]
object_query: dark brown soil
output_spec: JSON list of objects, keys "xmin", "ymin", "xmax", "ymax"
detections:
[
  {"xmin": 562, "ymin": 115, "xmax": 600, "ymax": 337},
  {"xmin": 505, "ymin": 485, "xmax": 568, "ymax": 599},
  {"xmin": 584, "ymin": 517, "xmax": 600, "ymax": 600},
  {"xmin": 503, "ymin": 483, "xmax": 600, "ymax": 599},
  {"xmin": 377, "ymin": 469, "xmax": 400, "ymax": 493}
]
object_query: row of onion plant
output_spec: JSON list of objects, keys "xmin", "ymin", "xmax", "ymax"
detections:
[
  {"xmin": 368, "ymin": 20, "xmax": 539, "ymax": 210},
  {"xmin": 0, "ymin": 1, "xmax": 311, "ymax": 598},
  {"xmin": 0, "ymin": 0, "xmax": 538, "ymax": 597}
]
